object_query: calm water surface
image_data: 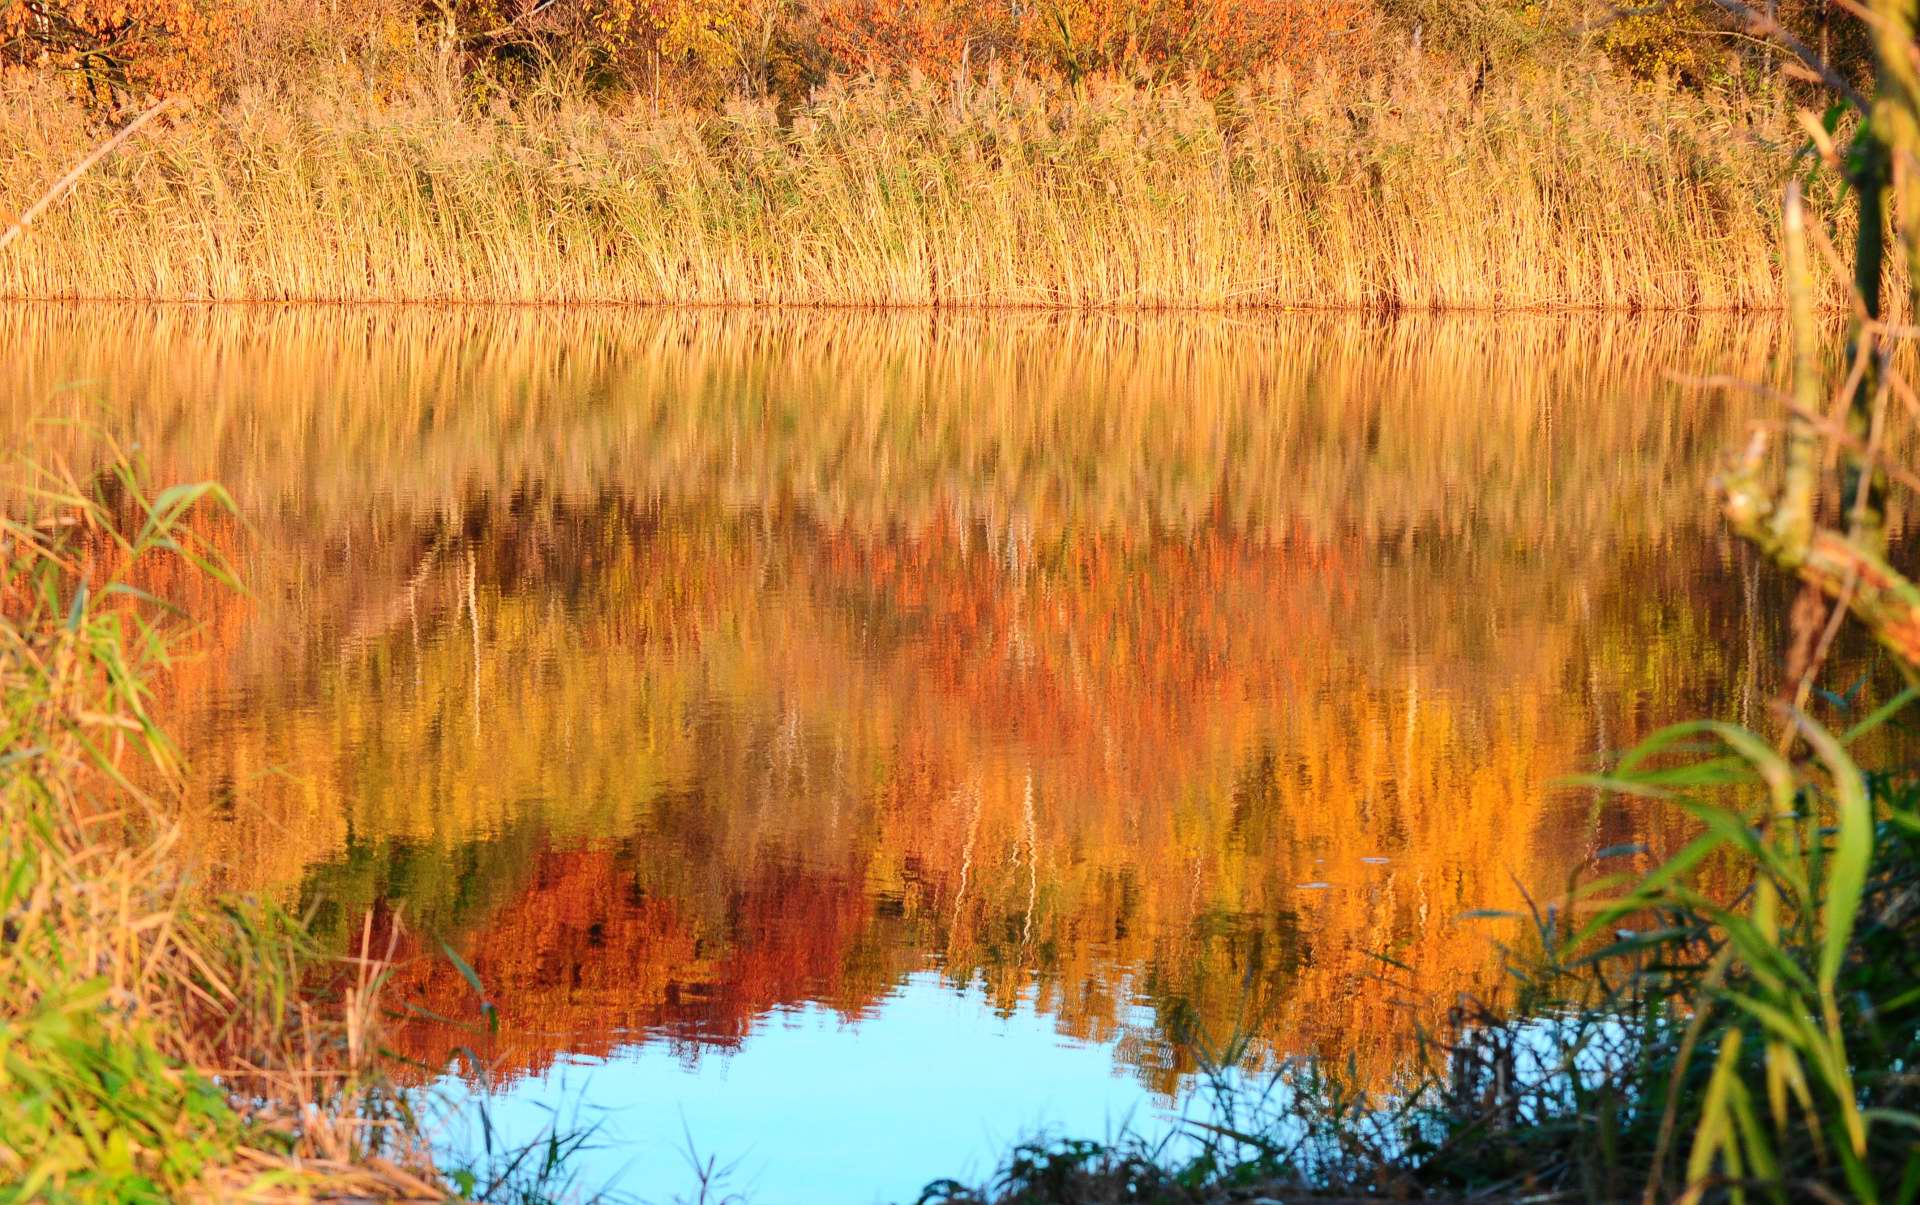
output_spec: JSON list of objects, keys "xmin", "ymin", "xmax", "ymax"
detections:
[{"xmin": 3, "ymin": 307, "xmax": 1808, "ymax": 1202}]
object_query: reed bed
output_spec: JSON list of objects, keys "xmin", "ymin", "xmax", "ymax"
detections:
[{"xmin": 0, "ymin": 66, "xmax": 1791, "ymax": 308}]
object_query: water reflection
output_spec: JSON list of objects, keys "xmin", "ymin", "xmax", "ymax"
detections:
[
  {"xmin": 428, "ymin": 971, "xmax": 1197, "ymax": 1205},
  {"xmin": 0, "ymin": 306, "xmax": 1825, "ymax": 1197}
]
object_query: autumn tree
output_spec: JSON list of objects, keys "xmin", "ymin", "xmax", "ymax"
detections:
[
  {"xmin": 1, "ymin": 0, "xmax": 228, "ymax": 105},
  {"xmin": 1014, "ymin": 0, "xmax": 1377, "ymax": 85}
]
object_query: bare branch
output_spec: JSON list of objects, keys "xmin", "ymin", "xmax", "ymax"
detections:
[
  {"xmin": 464, "ymin": 0, "xmax": 567, "ymax": 44},
  {"xmin": 1705, "ymin": 0, "xmax": 1870, "ymax": 111},
  {"xmin": 1775, "ymin": 182, "xmax": 1823, "ymax": 557},
  {"xmin": 0, "ymin": 97, "xmax": 175, "ymax": 255}
]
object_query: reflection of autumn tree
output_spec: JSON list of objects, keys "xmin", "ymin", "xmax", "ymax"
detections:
[
  {"xmin": 147, "ymin": 497, "xmax": 1780, "ymax": 1096},
  {"xmin": 3, "ymin": 307, "xmax": 1860, "ymax": 1098},
  {"xmin": 384, "ymin": 845, "xmax": 896, "ymax": 1070}
]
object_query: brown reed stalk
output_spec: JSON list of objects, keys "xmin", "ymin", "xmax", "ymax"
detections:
[{"xmin": 0, "ymin": 446, "xmax": 440, "ymax": 1199}]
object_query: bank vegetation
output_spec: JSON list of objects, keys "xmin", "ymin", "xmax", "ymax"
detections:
[{"xmin": 0, "ymin": 0, "xmax": 1859, "ymax": 308}]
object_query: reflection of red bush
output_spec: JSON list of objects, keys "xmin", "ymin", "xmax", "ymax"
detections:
[
  {"xmin": 154, "ymin": 498, "xmax": 1732, "ymax": 1100},
  {"xmin": 385, "ymin": 845, "xmax": 883, "ymax": 1083},
  {"xmin": 818, "ymin": 517, "xmax": 1353, "ymax": 788},
  {"xmin": 363, "ymin": 512, "xmax": 1427, "ymax": 1097}
]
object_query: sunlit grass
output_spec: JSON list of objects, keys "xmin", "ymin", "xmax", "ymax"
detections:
[{"xmin": 0, "ymin": 67, "xmax": 1791, "ymax": 309}]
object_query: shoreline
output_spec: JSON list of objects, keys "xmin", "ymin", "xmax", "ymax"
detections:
[{"xmin": 0, "ymin": 294, "xmax": 1788, "ymax": 313}]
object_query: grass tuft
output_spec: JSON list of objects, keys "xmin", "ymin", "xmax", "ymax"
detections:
[{"xmin": 0, "ymin": 443, "xmax": 444, "ymax": 1200}]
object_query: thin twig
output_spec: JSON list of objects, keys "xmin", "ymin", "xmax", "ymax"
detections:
[
  {"xmin": 464, "ymin": 0, "xmax": 564, "ymax": 43},
  {"xmin": 1886, "ymin": 364, "xmax": 1920, "ymax": 426},
  {"xmin": 1664, "ymin": 370, "xmax": 1792, "ymax": 406},
  {"xmin": 1787, "ymin": 566, "xmax": 1860, "ymax": 734},
  {"xmin": 1788, "ymin": 403, "xmax": 1920, "ymax": 496},
  {"xmin": 1805, "ymin": 214, "xmax": 1873, "ymax": 324},
  {"xmin": 1705, "ymin": 0, "xmax": 1870, "ymax": 112},
  {"xmin": 1823, "ymin": 331, "xmax": 1873, "ymax": 473},
  {"xmin": 0, "ymin": 97, "xmax": 175, "ymax": 255}
]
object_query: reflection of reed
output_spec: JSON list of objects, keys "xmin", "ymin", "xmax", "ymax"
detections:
[
  {"xmin": 950, "ymin": 781, "xmax": 981, "ymax": 945},
  {"xmin": 1021, "ymin": 772, "xmax": 1037, "ymax": 951},
  {"xmin": 466, "ymin": 547, "xmax": 481, "ymax": 746},
  {"xmin": 0, "ymin": 305, "xmax": 1789, "ymax": 549}
]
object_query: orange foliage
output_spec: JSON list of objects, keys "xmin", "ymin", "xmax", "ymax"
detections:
[
  {"xmin": 1012, "ymin": 0, "xmax": 1376, "ymax": 84},
  {"xmin": 1, "ymin": 0, "xmax": 228, "ymax": 103},
  {"xmin": 646, "ymin": 0, "xmax": 1378, "ymax": 92},
  {"xmin": 811, "ymin": 0, "xmax": 992, "ymax": 78},
  {"xmin": 3, "ymin": 0, "xmax": 1376, "ymax": 110},
  {"xmin": 0, "ymin": 0, "xmax": 1870, "ymax": 112},
  {"xmin": 449, "ymin": 0, "xmax": 772, "ymax": 92}
]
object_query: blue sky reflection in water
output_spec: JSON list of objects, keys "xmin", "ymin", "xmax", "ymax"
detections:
[
  {"xmin": 0, "ymin": 307, "xmax": 1848, "ymax": 1202},
  {"xmin": 429, "ymin": 971, "xmax": 1207, "ymax": 1205}
]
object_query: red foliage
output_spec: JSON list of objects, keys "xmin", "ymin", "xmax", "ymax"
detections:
[
  {"xmin": 811, "ymin": 0, "xmax": 996, "ymax": 78},
  {"xmin": 1016, "ymin": 0, "xmax": 1376, "ymax": 84},
  {"xmin": 4, "ymin": 0, "xmax": 1379, "ymax": 108}
]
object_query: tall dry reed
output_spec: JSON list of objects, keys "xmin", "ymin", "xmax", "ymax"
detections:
[{"xmin": 0, "ymin": 66, "xmax": 1792, "ymax": 308}]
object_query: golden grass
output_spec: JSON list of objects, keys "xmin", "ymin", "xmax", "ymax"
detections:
[{"xmin": 0, "ymin": 64, "xmax": 1794, "ymax": 308}]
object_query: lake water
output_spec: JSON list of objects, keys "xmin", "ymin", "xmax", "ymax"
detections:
[{"xmin": 0, "ymin": 307, "xmax": 1819, "ymax": 1202}]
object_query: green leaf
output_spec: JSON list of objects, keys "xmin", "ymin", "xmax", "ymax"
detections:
[
  {"xmin": 1791, "ymin": 713, "xmax": 1872, "ymax": 996},
  {"xmin": 1841, "ymin": 686, "xmax": 1918, "ymax": 745},
  {"xmin": 438, "ymin": 940, "xmax": 499, "ymax": 1035},
  {"xmin": 64, "ymin": 579, "xmax": 87, "ymax": 631}
]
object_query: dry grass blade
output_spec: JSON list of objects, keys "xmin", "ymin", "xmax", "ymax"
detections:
[{"xmin": 0, "ymin": 97, "xmax": 175, "ymax": 255}]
